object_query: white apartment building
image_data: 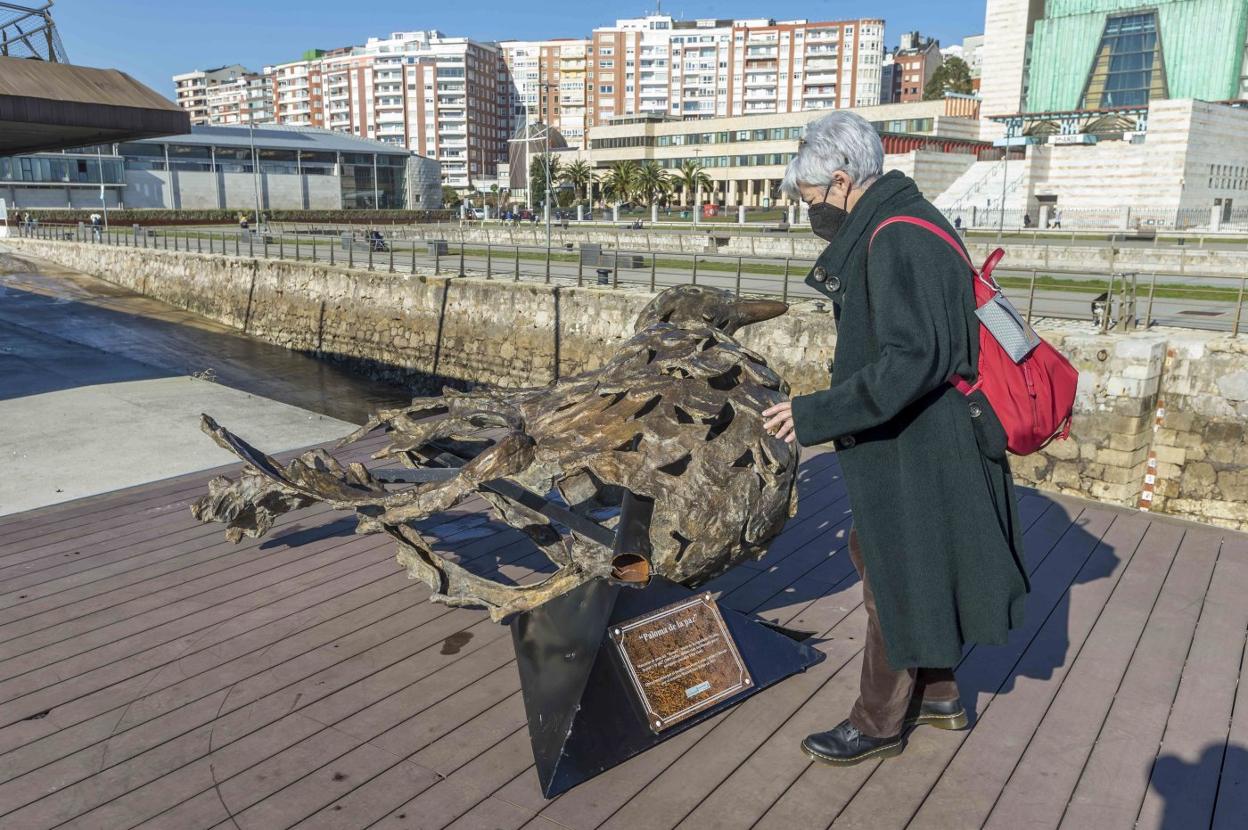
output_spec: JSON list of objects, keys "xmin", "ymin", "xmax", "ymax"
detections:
[
  {"xmin": 205, "ymin": 72, "xmax": 274, "ymax": 125},
  {"xmin": 587, "ymin": 15, "xmax": 884, "ymax": 129},
  {"xmin": 172, "ymin": 64, "xmax": 250, "ymax": 125},
  {"xmin": 264, "ymin": 32, "xmax": 507, "ymax": 190}
]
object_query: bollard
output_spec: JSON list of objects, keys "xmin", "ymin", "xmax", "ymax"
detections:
[
  {"xmin": 514, "ymin": 245, "xmax": 520, "ymax": 281},
  {"xmin": 486, "ymin": 244, "xmax": 492, "ymax": 278},
  {"xmin": 650, "ymin": 254, "xmax": 657, "ymax": 291},
  {"xmin": 295, "ymin": 235, "xmax": 300, "ymax": 261},
  {"xmin": 348, "ymin": 237, "xmax": 353, "ymax": 268},
  {"xmin": 410, "ymin": 241, "xmax": 417, "ymax": 275},
  {"xmin": 368, "ymin": 239, "xmax": 374, "ymax": 271},
  {"xmin": 458, "ymin": 241, "xmax": 465, "ymax": 277},
  {"xmin": 389, "ymin": 242, "xmax": 394, "ymax": 273},
  {"xmin": 197, "ymin": 234, "xmax": 202, "ymax": 254},
  {"xmin": 692, "ymin": 255, "xmax": 698, "ymax": 285},
  {"xmin": 279, "ymin": 234, "xmax": 284, "ymax": 259},
  {"xmin": 330, "ymin": 237, "xmax": 335, "ymax": 265},
  {"xmin": 613, "ymin": 246, "xmax": 620, "ymax": 288},
  {"xmin": 735, "ymin": 256, "xmax": 742, "ymax": 296},
  {"xmin": 781, "ymin": 258, "xmax": 790, "ymax": 303}
]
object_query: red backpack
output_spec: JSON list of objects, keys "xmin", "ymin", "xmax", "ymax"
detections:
[{"xmin": 870, "ymin": 216, "xmax": 1077, "ymax": 456}]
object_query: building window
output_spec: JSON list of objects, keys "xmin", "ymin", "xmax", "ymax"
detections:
[{"xmin": 1081, "ymin": 12, "xmax": 1167, "ymax": 109}]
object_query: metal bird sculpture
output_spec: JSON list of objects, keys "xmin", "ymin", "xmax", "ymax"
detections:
[{"xmin": 192, "ymin": 285, "xmax": 799, "ymax": 621}]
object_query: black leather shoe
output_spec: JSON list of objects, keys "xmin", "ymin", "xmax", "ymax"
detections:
[
  {"xmin": 801, "ymin": 719, "xmax": 904, "ymax": 765},
  {"xmin": 904, "ymin": 698, "xmax": 969, "ymax": 731}
]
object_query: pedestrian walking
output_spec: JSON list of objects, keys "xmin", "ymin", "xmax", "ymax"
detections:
[{"xmin": 761, "ymin": 111, "xmax": 1030, "ymax": 766}]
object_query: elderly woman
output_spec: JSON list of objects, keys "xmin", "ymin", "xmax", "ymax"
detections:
[{"xmin": 762, "ymin": 112, "xmax": 1030, "ymax": 765}]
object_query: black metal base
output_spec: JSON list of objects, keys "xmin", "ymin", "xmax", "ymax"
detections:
[{"xmin": 510, "ymin": 576, "xmax": 825, "ymax": 798}]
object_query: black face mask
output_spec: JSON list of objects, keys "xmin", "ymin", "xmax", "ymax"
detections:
[
  {"xmin": 808, "ymin": 202, "xmax": 848, "ymax": 242},
  {"xmin": 808, "ymin": 181, "xmax": 851, "ymax": 242}
]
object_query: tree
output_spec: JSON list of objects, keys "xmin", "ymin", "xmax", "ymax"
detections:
[
  {"xmin": 599, "ymin": 160, "xmax": 639, "ymax": 205},
  {"xmin": 560, "ymin": 159, "xmax": 593, "ymax": 203},
  {"xmin": 441, "ymin": 185, "xmax": 462, "ymax": 209},
  {"xmin": 529, "ymin": 153, "xmax": 562, "ymax": 209},
  {"xmin": 674, "ymin": 160, "xmax": 712, "ymax": 207},
  {"xmin": 923, "ymin": 57, "xmax": 974, "ymax": 100},
  {"xmin": 635, "ymin": 160, "xmax": 673, "ymax": 207}
]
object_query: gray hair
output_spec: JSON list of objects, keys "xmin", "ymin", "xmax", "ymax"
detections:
[{"xmin": 780, "ymin": 111, "xmax": 884, "ymax": 199}]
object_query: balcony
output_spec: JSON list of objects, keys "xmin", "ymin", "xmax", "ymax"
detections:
[{"xmin": 744, "ymin": 74, "xmax": 778, "ymax": 87}]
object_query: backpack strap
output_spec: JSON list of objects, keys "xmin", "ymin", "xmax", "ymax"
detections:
[
  {"xmin": 868, "ymin": 215, "xmax": 992, "ymax": 397},
  {"xmin": 868, "ymin": 215, "xmax": 1004, "ymax": 293}
]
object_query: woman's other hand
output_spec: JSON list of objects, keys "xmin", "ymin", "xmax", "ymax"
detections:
[{"xmin": 761, "ymin": 401, "xmax": 797, "ymax": 444}]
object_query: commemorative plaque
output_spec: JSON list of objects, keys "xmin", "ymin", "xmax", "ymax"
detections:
[{"xmin": 610, "ymin": 591, "xmax": 751, "ymax": 732}]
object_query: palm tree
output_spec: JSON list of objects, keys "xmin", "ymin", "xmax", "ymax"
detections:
[
  {"xmin": 599, "ymin": 160, "xmax": 639, "ymax": 205},
  {"xmin": 560, "ymin": 159, "xmax": 593, "ymax": 204},
  {"xmin": 674, "ymin": 159, "xmax": 712, "ymax": 208},
  {"xmin": 529, "ymin": 153, "xmax": 563, "ymax": 209},
  {"xmin": 635, "ymin": 160, "xmax": 673, "ymax": 207}
]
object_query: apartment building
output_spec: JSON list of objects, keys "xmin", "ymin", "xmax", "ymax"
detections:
[
  {"xmin": 499, "ymin": 39, "xmax": 590, "ymax": 147},
  {"xmin": 894, "ymin": 32, "xmax": 943, "ymax": 103},
  {"xmin": 264, "ymin": 32, "xmax": 507, "ymax": 189},
  {"xmin": 172, "ymin": 64, "xmax": 250, "ymax": 125},
  {"xmin": 204, "ymin": 72, "xmax": 274, "ymax": 125},
  {"xmin": 585, "ymin": 15, "xmax": 885, "ymax": 130}
]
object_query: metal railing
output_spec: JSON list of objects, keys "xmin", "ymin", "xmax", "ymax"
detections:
[{"xmin": 12, "ymin": 221, "xmax": 1248, "ymax": 335}]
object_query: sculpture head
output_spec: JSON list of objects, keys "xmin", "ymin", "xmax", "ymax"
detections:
[{"xmin": 634, "ymin": 285, "xmax": 788, "ymax": 335}]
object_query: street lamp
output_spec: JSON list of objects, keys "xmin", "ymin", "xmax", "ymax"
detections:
[
  {"xmin": 692, "ymin": 147, "xmax": 701, "ymax": 228},
  {"xmin": 249, "ymin": 120, "xmax": 263, "ymax": 228}
]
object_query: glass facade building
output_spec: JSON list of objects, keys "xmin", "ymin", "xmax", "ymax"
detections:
[{"xmin": 1027, "ymin": 0, "xmax": 1248, "ymax": 112}]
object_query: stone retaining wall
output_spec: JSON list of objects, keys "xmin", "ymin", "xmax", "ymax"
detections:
[{"xmin": 10, "ymin": 238, "xmax": 1248, "ymax": 531}]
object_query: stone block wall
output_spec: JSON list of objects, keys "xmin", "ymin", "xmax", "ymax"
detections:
[{"xmin": 9, "ymin": 238, "xmax": 1248, "ymax": 530}]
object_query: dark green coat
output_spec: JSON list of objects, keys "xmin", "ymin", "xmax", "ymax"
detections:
[{"xmin": 790, "ymin": 171, "xmax": 1030, "ymax": 670}]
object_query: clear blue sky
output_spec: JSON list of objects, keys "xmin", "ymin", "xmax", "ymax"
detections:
[{"xmin": 54, "ymin": 0, "xmax": 987, "ymax": 99}]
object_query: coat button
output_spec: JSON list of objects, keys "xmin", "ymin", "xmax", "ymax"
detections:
[
  {"xmin": 969, "ymin": 402, "xmax": 982, "ymax": 418},
  {"xmin": 812, "ymin": 266, "xmax": 828, "ymax": 283},
  {"xmin": 826, "ymin": 275, "xmax": 842, "ymax": 292},
  {"xmin": 838, "ymin": 435, "xmax": 856, "ymax": 449}
]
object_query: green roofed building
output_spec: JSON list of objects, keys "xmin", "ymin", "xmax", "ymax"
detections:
[{"xmin": 1026, "ymin": 0, "xmax": 1248, "ymax": 113}]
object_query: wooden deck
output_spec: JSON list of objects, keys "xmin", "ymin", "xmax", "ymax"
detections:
[{"xmin": 0, "ymin": 439, "xmax": 1245, "ymax": 830}]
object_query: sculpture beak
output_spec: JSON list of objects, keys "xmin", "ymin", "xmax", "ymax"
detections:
[{"xmin": 731, "ymin": 299, "xmax": 789, "ymax": 327}]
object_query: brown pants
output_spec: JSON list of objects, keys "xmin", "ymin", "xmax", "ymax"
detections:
[{"xmin": 847, "ymin": 527, "xmax": 961, "ymax": 738}]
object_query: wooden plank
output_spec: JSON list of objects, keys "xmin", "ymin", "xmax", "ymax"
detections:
[
  {"xmin": 742, "ymin": 499, "xmax": 1099, "ymax": 828},
  {"xmin": 532, "ymin": 495, "xmax": 1073, "ymax": 830},
  {"xmin": 2, "ymin": 612, "xmax": 518, "ymax": 828},
  {"xmin": 0, "ymin": 532, "xmax": 400, "ymax": 701},
  {"xmin": 827, "ymin": 505, "xmax": 1120, "ymax": 829},
  {"xmin": 1057, "ymin": 524, "xmax": 1224, "ymax": 829},
  {"xmin": 0, "ymin": 564, "xmax": 412, "ymax": 766},
  {"xmin": 905, "ymin": 510, "xmax": 1155, "ymax": 829},
  {"xmin": 1135, "ymin": 533, "xmax": 1248, "ymax": 829},
  {"xmin": 0, "ymin": 530, "xmax": 526, "ymax": 750},
  {"xmin": 1213, "ymin": 540, "xmax": 1248, "ymax": 830},
  {"xmin": 599, "ymin": 609, "xmax": 870, "ymax": 830},
  {"xmin": 0, "ymin": 544, "xmax": 541, "ymax": 790},
  {"xmin": 0, "ymin": 535, "xmax": 557, "ymax": 823},
  {"xmin": 980, "ymin": 518, "xmax": 1186, "ymax": 829}
]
